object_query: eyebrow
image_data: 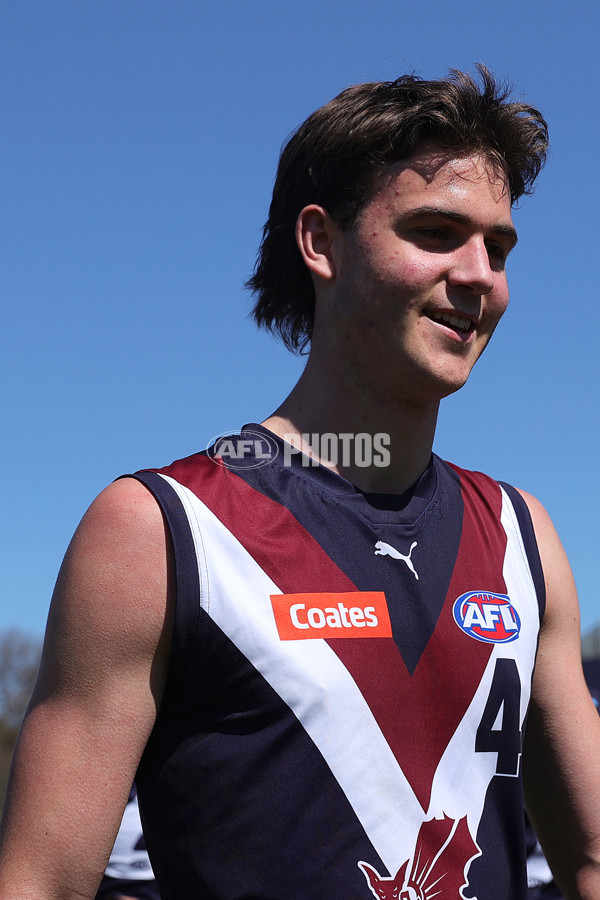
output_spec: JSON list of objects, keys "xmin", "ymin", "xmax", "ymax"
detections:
[{"xmin": 400, "ymin": 205, "xmax": 519, "ymax": 249}]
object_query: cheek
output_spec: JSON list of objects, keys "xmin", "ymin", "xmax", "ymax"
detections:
[
  {"xmin": 489, "ymin": 287, "xmax": 510, "ymax": 321},
  {"xmin": 372, "ymin": 253, "xmax": 435, "ymax": 295},
  {"xmin": 392, "ymin": 253, "xmax": 440, "ymax": 288}
]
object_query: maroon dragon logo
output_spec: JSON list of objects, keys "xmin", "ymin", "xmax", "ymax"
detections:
[{"xmin": 358, "ymin": 815, "xmax": 479, "ymax": 899}]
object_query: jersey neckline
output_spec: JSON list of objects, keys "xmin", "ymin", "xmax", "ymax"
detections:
[{"xmin": 237, "ymin": 423, "xmax": 441, "ymax": 525}]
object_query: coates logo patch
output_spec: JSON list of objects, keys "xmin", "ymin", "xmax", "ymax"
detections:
[
  {"xmin": 453, "ymin": 591, "xmax": 521, "ymax": 644},
  {"xmin": 270, "ymin": 592, "xmax": 392, "ymax": 640}
]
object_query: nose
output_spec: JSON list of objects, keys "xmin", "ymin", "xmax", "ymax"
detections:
[{"xmin": 448, "ymin": 237, "xmax": 495, "ymax": 295}]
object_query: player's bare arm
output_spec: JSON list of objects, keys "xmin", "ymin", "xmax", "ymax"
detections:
[
  {"xmin": 520, "ymin": 490, "xmax": 600, "ymax": 899},
  {"xmin": 3, "ymin": 68, "xmax": 582, "ymax": 898},
  {"xmin": 0, "ymin": 478, "xmax": 174, "ymax": 900}
]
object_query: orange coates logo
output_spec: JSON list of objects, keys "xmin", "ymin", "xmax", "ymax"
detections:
[{"xmin": 270, "ymin": 591, "xmax": 392, "ymax": 640}]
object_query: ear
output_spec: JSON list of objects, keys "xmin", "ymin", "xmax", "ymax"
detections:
[
  {"xmin": 358, "ymin": 860, "xmax": 381, "ymax": 890},
  {"xmin": 295, "ymin": 204, "xmax": 340, "ymax": 282}
]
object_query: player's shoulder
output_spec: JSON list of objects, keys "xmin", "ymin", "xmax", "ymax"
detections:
[
  {"xmin": 90, "ymin": 474, "xmax": 163, "ymax": 519},
  {"xmin": 507, "ymin": 488, "xmax": 576, "ymax": 620},
  {"xmin": 59, "ymin": 476, "xmax": 172, "ymax": 614},
  {"xmin": 436, "ymin": 454, "xmax": 520, "ymax": 500},
  {"xmin": 437, "ymin": 458, "xmax": 555, "ymax": 555},
  {"xmin": 74, "ymin": 476, "xmax": 166, "ymax": 551},
  {"xmin": 439, "ymin": 457, "xmax": 543, "ymax": 507},
  {"xmin": 510, "ymin": 487, "xmax": 555, "ymax": 537}
]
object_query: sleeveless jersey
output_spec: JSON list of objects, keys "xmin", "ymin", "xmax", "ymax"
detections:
[{"xmin": 131, "ymin": 425, "xmax": 545, "ymax": 900}]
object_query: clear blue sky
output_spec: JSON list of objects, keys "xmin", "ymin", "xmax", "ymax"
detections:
[{"xmin": 1, "ymin": 0, "xmax": 598, "ymax": 638}]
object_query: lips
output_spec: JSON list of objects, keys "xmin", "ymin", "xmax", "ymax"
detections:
[{"xmin": 426, "ymin": 309, "xmax": 474, "ymax": 333}]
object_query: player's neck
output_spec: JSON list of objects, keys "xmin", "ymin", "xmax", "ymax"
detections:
[{"xmin": 262, "ymin": 359, "xmax": 439, "ymax": 495}]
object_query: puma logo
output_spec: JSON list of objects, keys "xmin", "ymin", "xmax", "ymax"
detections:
[{"xmin": 374, "ymin": 540, "xmax": 419, "ymax": 580}]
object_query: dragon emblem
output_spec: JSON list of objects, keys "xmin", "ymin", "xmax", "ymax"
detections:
[{"xmin": 358, "ymin": 815, "xmax": 479, "ymax": 899}]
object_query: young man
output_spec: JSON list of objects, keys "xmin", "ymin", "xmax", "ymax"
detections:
[{"xmin": 1, "ymin": 66, "xmax": 599, "ymax": 899}]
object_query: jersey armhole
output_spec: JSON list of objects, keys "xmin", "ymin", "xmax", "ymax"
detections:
[
  {"xmin": 118, "ymin": 471, "xmax": 206, "ymax": 684},
  {"xmin": 499, "ymin": 481, "xmax": 546, "ymax": 622}
]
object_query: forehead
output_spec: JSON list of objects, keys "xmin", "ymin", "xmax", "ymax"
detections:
[{"xmin": 363, "ymin": 146, "xmax": 513, "ymax": 224}]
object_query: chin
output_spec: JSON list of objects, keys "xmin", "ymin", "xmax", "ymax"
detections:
[
  {"xmin": 412, "ymin": 366, "xmax": 473, "ymax": 403},
  {"xmin": 431, "ymin": 353, "xmax": 482, "ymax": 396}
]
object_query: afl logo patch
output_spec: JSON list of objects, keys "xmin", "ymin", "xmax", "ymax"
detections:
[{"xmin": 453, "ymin": 591, "xmax": 521, "ymax": 644}]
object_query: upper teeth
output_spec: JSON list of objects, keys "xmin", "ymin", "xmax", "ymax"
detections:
[{"xmin": 429, "ymin": 310, "xmax": 471, "ymax": 332}]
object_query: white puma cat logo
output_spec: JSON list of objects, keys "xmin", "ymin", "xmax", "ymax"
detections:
[{"xmin": 374, "ymin": 540, "xmax": 419, "ymax": 580}]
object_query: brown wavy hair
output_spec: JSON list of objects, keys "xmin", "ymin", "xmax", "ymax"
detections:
[{"xmin": 247, "ymin": 65, "xmax": 548, "ymax": 353}]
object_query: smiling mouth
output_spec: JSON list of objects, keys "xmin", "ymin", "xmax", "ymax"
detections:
[{"xmin": 426, "ymin": 309, "xmax": 474, "ymax": 334}]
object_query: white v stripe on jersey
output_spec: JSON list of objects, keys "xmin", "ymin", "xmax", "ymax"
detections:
[
  {"xmin": 499, "ymin": 485, "xmax": 541, "ymax": 723},
  {"xmin": 427, "ymin": 488, "xmax": 539, "ymax": 837},
  {"xmin": 158, "ymin": 473, "xmax": 424, "ymax": 873}
]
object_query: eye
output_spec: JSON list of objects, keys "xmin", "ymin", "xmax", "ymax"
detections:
[
  {"xmin": 485, "ymin": 240, "xmax": 509, "ymax": 269},
  {"xmin": 414, "ymin": 226, "xmax": 450, "ymax": 242},
  {"xmin": 407, "ymin": 226, "xmax": 458, "ymax": 252}
]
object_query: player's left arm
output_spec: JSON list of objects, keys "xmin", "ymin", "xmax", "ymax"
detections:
[{"xmin": 519, "ymin": 489, "xmax": 600, "ymax": 900}]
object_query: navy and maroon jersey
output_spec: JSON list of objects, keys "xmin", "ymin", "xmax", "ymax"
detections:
[{"xmin": 130, "ymin": 426, "xmax": 545, "ymax": 900}]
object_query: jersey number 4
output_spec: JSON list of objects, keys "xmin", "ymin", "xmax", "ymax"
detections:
[{"xmin": 475, "ymin": 657, "xmax": 522, "ymax": 776}]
